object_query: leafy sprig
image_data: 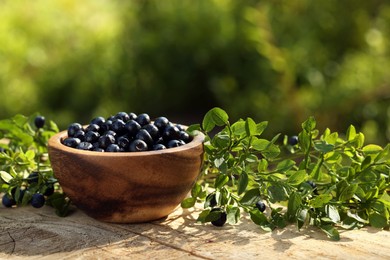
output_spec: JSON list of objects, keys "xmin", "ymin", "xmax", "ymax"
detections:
[
  {"xmin": 182, "ymin": 107, "xmax": 390, "ymax": 240},
  {"xmin": 0, "ymin": 114, "xmax": 70, "ymax": 216}
]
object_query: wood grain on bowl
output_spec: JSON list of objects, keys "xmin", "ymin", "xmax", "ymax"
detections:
[{"xmin": 48, "ymin": 129, "xmax": 204, "ymax": 223}]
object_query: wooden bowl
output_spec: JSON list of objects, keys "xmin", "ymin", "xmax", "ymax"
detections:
[{"xmin": 47, "ymin": 129, "xmax": 204, "ymax": 223}]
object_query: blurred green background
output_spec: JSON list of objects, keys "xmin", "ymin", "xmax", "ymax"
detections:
[{"xmin": 1, "ymin": 0, "xmax": 390, "ymax": 144}]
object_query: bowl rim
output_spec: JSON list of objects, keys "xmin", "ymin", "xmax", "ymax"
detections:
[{"xmin": 48, "ymin": 128, "xmax": 205, "ymax": 157}]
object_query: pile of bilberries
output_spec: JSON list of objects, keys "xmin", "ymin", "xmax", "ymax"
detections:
[{"xmin": 62, "ymin": 112, "xmax": 192, "ymax": 152}]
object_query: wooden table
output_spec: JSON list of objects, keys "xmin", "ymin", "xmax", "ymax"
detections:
[{"xmin": 1, "ymin": 201, "xmax": 389, "ymax": 259}]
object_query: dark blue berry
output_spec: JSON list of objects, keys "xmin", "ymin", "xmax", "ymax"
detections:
[
  {"xmin": 128, "ymin": 112, "xmax": 137, "ymax": 121},
  {"xmin": 143, "ymin": 124, "xmax": 160, "ymax": 141},
  {"xmin": 93, "ymin": 147, "xmax": 105, "ymax": 152},
  {"xmin": 125, "ymin": 120, "xmax": 141, "ymax": 137},
  {"xmin": 129, "ymin": 139, "xmax": 148, "ymax": 152},
  {"xmin": 116, "ymin": 136, "xmax": 130, "ymax": 149},
  {"xmin": 166, "ymin": 139, "xmax": 183, "ymax": 148},
  {"xmin": 115, "ymin": 112, "xmax": 130, "ymax": 122},
  {"xmin": 154, "ymin": 116, "xmax": 169, "ymax": 131},
  {"xmin": 98, "ymin": 134, "xmax": 116, "ymax": 149},
  {"xmin": 77, "ymin": 142, "xmax": 93, "ymax": 151},
  {"xmin": 106, "ymin": 144, "xmax": 121, "ymax": 152},
  {"xmin": 91, "ymin": 116, "xmax": 105, "ymax": 126},
  {"xmin": 43, "ymin": 185, "xmax": 55, "ymax": 196},
  {"xmin": 255, "ymin": 201, "xmax": 266, "ymax": 212},
  {"xmin": 27, "ymin": 172, "xmax": 39, "ymax": 184},
  {"xmin": 152, "ymin": 144, "xmax": 166, "ymax": 150},
  {"xmin": 67, "ymin": 123, "xmax": 83, "ymax": 137},
  {"xmin": 210, "ymin": 208, "xmax": 227, "ymax": 227},
  {"xmin": 179, "ymin": 131, "xmax": 191, "ymax": 143},
  {"xmin": 135, "ymin": 129, "xmax": 153, "ymax": 147},
  {"xmin": 100, "ymin": 120, "xmax": 113, "ymax": 133},
  {"xmin": 2, "ymin": 194, "xmax": 16, "ymax": 208},
  {"xmin": 288, "ymin": 135, "xmax": 299, "ymax": 146},
  {"xmin": 136, "ymin": 113, "xmax": 151, "ymax": 126},
  {"xmin": 206, "ymin": 193, "xmax": 217, "ymax": 208},
  {"xmin": 306, "ymin": 181, "xmax": 319, "ymax": 195},
  {"xmin": 63, "ymin": 137, "xmax": 81, "ymax": 148},
  {"xmin": 34, "ymin": 116, "xmax": 45, "ymax": 128},
  {"xmin": 111, "ymin": 119, "xmax": 126, "ymax": 135},
  {"xmin": 31, "ymin": 193, "xmax": 45, "ymax": 208},
  {"xmin": 176, "ymin": 124, "xmax": 185, "ymax": 131},
  {"xmin": 85, "ymin": 131, "xmax": 100, "ymax": 143},
  {"xmin": 85, "ymin": 124, "xmax": 100, "ymax": 133},
  {"xmin": 162, "ymin": 125, "xmax": 181, "ymax": 142},
  {"xmin": 74, "ymin": 130, "xmax": 86, "ymax": 141}
]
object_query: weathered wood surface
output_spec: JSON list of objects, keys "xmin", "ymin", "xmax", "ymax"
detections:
[{"xmin": 1, "ymin": 201, "xmax": 389, "ymax": 260}]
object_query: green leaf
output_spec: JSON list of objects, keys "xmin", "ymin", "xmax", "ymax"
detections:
[
  {"xmin": 245, "ymin": 117, "xmax": 257, "ymax": 136},
  {"xmin": 255, "ymin": 121, "xmax": 268, "ymax": 136},
  {"xmin": 240, "ymin": 188, "xmax": 261, "ymax": 206},
  {"xmin": 191, "ymin": 183, "xmax": 202, "ymax": 198},
  {"xmin": 358, "ymin": 170, "xmax": 377, "ymax": 183},
  {"xmin": 0, "ymin": 171, "xmax": 13, "ymax": 183},
  {"xmin": 297, "ymin": 208, "xmax": 309, "ymax": 229},
  {"xmin": 267, "ymin": 184, "xmax": 288, "ymax": 202},
  {"xmin": 369, "ymin": 213, "xmax": 388, "ymax": 229},
  {"xmin": 287, "ymin": 170, "xmax": 307, "ymax": 185},
  {"xmin": 286, "ymin": 192, "xmax": 302, "ymax": 222},
  {"xmin": 227, "ymin": 206, "xmax": 240, "ymax": 225},
  {"xmin": 325, "ymin": 205, "xmax": 340, "ymax": 223},
  {"xmin": 257, "ymin": 159, "xmax": 268, "ymax": 172},
  {"xmin": 197, "ymin": 209, "xmax": 211, "ymax": 223},
  {"xmin": 249, "ymin": 209, "xmax": 272, "ymax": 231},
  {"xmin": 323, "ymin": 130, "xmax": 338, "ymax": 145},
  {"xmin": 346, "ymin": 125, "xmax": 356, "ymax": 141},
  {"xmin": 374, "ymin": 144, "xmax": 390, "ymax": 163},
  {"xmin": 313, "ymin": 140, "xmax": 334, "ymax": 154},
  {"xmin": 205, "ymin": 209, "xmax": 222, "ymax": 222},
  {"xmin": 231, "ymin": 120, "xmax": 246, "ymax": 136},
  {"xmin": 181, "ymin": 197, "xmax": 196, "ymax": 208},
  {"xmin": 339, "ymin": 184, "xmax": 358, "ymax": 201},
  {"xmin": 298, "ymin": 131, "xmax": 311, "ymax": 152},
  {"xmin": 261, "ymin": 143, "xmax": 280, "ymax": 160},
  {"xmin": 362, "ymin": 144, "xmax": 383, "ymax": 155},
  {"xmin": 252, "ymin": 139, "xmax": 269, "ymax": 151},
  {"xmin": 302, "ymin": 116, "xmax": 316, "ymax": 132},
  {"xmin": 237, "ymin": 172, "xmax": 249, "ymax": 195},
  {"xmin": 320, "ymin": 224, "xmax": 340, "ymax": 241},
  {"xmin": 186, "ymin": 124, "xmax": 201, "ymax": 134},
  {"xmin": 215, "ymin": 174, "xmax": 229, "ymax": 189},
  {"xmin": 309, "ymin": 156, "xmax": 323, "ymax": 180},
  {"xmin": 276, "ymin": 159, "xmax": 296, "ymax": 172},
  {"xmin": 202, "ymin": 107, "xmax": 229, "ymax": 132},
  {"xmin": 310, "ymin": 194, "xmax": 333, "ymax": 208}
]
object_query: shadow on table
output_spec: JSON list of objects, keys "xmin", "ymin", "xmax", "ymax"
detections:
[{"xmin": 0, "ymin": 204, "xmax": 353, "ymax": 257}]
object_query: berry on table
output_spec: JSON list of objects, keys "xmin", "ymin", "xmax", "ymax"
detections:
[
  {"xmin": 2, "ymin": 194, "xmax": 16, "ymax": 208},
  {"xmin": 210, "ymin": 208, "xmax": 227, "ymax": 227},
  {"xmin": 31, "ymin": 193, "xmax": 45, "ymax": 208}
]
